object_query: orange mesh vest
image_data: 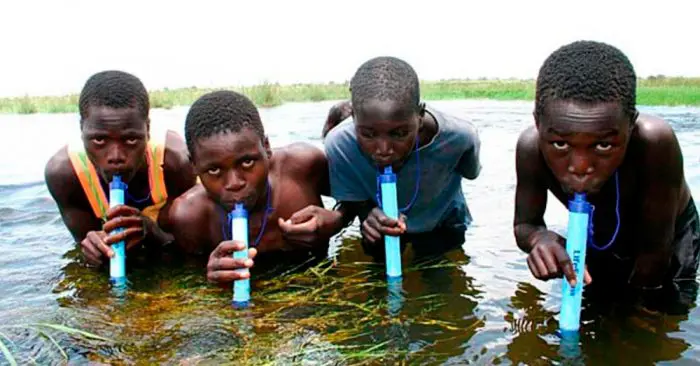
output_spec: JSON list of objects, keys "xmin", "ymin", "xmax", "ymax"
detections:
[{"xmin": 67, "ymin": 132, "xmax": 169, "ymax": 223}]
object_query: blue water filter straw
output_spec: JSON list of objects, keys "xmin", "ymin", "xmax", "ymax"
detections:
[
  {"xmin": 109, "ymin": 175, "xmax": 127, "ymax": 284},
  {"xmin": 380, "ymin": 166, "xmax": 402, "ymax": 278},
  {"xmin": 559, "ymin": 193, "xmax": 592, "ymax": 333},
  {"xmin": 231, "ymin": 203, "xmax": 251, "ymax": 307}
]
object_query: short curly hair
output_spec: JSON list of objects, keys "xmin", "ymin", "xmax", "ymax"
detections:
[
  {"xmin": 184, "ymin": 90, "xmax": 265, "ymax": 157},
  {"xmin": 535, "ymin": 40, "xmax": 637, "ymax": 119}
]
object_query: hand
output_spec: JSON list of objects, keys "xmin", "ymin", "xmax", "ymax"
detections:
[
  {"xmin": 322, "ymin": 101, "xmax": 352, "ymax": 138},
  {"xmin": 527, "ymin": 235, "xmax": 592, "ymax": 287},
  {"xmin": 101, "ymin": 205, "xmax": 151, "ymax": 249},
  {"xmin": 207, "ymin": 240, "xmax": 257, "ymax": 284},
  {"xmin": 361, "ymin": 207, "xmax": 407, "ymax": 245},
  {"xmin": 80, "ymin": 230, "xmax": 113, "ymax": 266},
  {"xmin": 278, "ymin": 205, "xmax": 342, "ymax": 247}
]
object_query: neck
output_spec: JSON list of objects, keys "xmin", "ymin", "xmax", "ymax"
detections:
[{"xmin": 418, "ymin": 111, "xmax": 438, "ymax": 148}]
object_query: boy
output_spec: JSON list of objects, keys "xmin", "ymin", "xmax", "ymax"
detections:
[
  {"xmin": 167, "ymin": 90, "xmax": 344, "ymax": 284},
  {"xmin": 45, "ymin": 70, "xmax": 196, "ymax": 266},
  {"xmin": 513, "ymin": 40, "xmax": 699, "ymax": 301},
  {"xmin": 323, "ymin": 56, "xmax": 482, "ymax": 259}
]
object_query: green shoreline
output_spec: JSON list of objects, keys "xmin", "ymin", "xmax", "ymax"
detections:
[{"xmin": 1, "ymin": 77, "xmax": 699, "ymax": 115}]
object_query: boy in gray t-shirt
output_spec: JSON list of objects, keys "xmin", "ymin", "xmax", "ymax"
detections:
[{"xmin": 323, "ymin": 56, "xmax": 482, "ymax": 259}]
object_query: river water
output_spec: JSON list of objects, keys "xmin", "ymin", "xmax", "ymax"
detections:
[{"xmin": 0, "ymin": 100, "xmax": 699, "ymax": 365}]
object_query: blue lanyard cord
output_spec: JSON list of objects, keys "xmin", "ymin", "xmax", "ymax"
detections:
[
  {"xmin": 127, "ymin": 191, "xmax": 152, "ymax": 204},
  {"xmin": 220, "ymin": 181, "xmax": 273, "ymax": 248},
  {"xmin": 587, "ymin": 171, "xmax": 621, "ymax": 251},
  {"xmin": 375, "ymin": 136, "xmax": 421, "ymax": 214}
]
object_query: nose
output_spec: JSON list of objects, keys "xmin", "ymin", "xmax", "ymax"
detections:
[
  {"xmin": 224, "ymin": 170, "xmax": 246, "ymax": 192},
  {"xmin": 375, "ymin": 139, "xmax": 393, "ymax": 156},
  {"xmin": 106, "ymin": 144, "xmax": 127, "ymax": 167},
  {"xmin": 567, "ymin": 152, "xmax": 594, "ymax": 178}
]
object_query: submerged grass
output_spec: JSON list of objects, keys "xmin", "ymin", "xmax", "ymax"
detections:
[
  {"xmin": 37, "ymin": 239, "xmax": 481, "ymax": 364},
  {"xmin": 0, "ymin": 322, "xmax": 113, "ymax": 365},
  {"xmin": 1, "ymin": 77, "xmax": 699, "ymax": 115}
]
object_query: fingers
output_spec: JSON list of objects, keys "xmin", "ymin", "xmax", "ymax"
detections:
[
  {"xmin": 369, "ymin": 208, "xmax": 405, "ymax": 236},
  {"xmin": 278, "ymin": 216, "xmax": 318, "ymax": 235},
  {"xmin": 105, "ymin": 205, "xmax": 141, "ymax": 220},
  {"xmin": 361, "ymin": 219, "xmax": 382, "ymax": 243},
  {"xmin": 552, "ymin": 246, "xmax": 577, "ymax": 286},
  {"xmin": 527, "ymin": 252, "xmax": 550, "ymax": 279},
  {"xmin": 287, "ymin": 206, "xmax": 317, "ymax": 224},
  {"xmin": 104, "ymin": 227, "xmax": 143, "ymax": 246},
  {"xmin": 103, "ymin": 216, "xmax": 143, "ymax": 233},
  {"xmin": 81, "ymin": 231, "xmax": 113, "ymax": 265},
  {"xmin": 584, "ymin": 267, "xmax": 593, "ymax": 285},
  {"xmin": 206, "ymin": 250, "xmax": 257, "ymax": 284},
  {"xmin": 212, "ymin": 240, "xmax": 248, "ymax": 257},
  {"xmin": 527, "ymin": 243, "xmax": 574, "ymax": 284}
]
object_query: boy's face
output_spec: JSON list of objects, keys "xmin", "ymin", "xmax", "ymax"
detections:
[
  {"xmin": 353, "ymin": 99, "xmax": 421, "ymax": 170},
  {"xmin": 81, "ymin": 105, "xmax": 150, "ymax": 183},
  {"xmin": 536, "ymin": 100, "xmax": 634, "ymax": 194},
  {"xmin": 192, "ymin": 127, "xmax": 271, "ymax": 212}
]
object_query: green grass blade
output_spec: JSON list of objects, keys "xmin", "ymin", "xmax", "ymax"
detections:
[
  {"xmin": 0, "ymin": 331, "xmax": 17, "ymax": 366},
  {"xmin": 30, "ymin": 326, "xmax": 68, "ymax": 360},
  {"xmin": 33, "ymin": 323, "xmax": 112, "ymax": 343}
]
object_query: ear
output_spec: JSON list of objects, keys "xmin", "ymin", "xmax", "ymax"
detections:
[
  {"xmin": 417, "ymin": 102, "xmax": 426, "ymax": 129},
  {"xmin": 630, "ymin": 109, "xmax": 640, "ymax": 129},
  {"xmin": 145, "ymin": 118, "xmax": 151, "ymax": 139},
  {"xmin": 533, "ymin": 111, "xmax": 541, "ymax": 130},
  {"xmin": 263, "ymin": 136, "xmax": 272, "ymax": 158}
]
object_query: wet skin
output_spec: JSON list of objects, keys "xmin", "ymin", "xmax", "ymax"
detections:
[
  {"xmin": 45, "ymin": 105, "xmax": 197, "ymax": 265},
  {"xmin": 323, "ymin": 98, "xmax": 440, "ymax": 249},
  {"xmin": 167, "ymin": 127, "xmax": 344, "ymax": 285},
  {"xmin": 514, "ymin": 100, "xmax": 691, "ymax": 290}
]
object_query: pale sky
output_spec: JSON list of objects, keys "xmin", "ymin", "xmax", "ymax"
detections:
[{"xmin": 0, "ymin": 0, "xmax": 698, "ymax": 97}]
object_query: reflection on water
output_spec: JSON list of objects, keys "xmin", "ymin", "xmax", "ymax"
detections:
[{"xmin": 0, "ymin": 100, "xmax": 699, "ymax": 364}]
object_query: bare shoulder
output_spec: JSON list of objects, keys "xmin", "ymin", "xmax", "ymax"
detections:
[
  {"xmin": 634, "ymin": 113, "xmax": 678, "ymax": 146},
  {"xmin": 274, "ymin": 142, "xmax": 328, "ymax": 178},
  {"xmin": 162, "ymin": 130, "xmax": 197, "ymax": 195},
  {"xmin": 515, "ymin": 125, "xmax": 541, "ymax": 162},
  {"xmin": 631, "ymin": 113, "xmax": 684, "ymax": 177},
  {"xmin": 169, "ymin": 184, "xmax": 214, "ymax": 227},
  {"xmin": 44, "ymin": 146, "xmax": 81, "ymax": 201},
  {"xmin": 163, "ymin": 130, "xmax": 193, "ymax": 173}
]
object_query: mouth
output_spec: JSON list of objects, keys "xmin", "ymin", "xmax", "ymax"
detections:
[
  {"xmin": 373, "ymin": 155, "xmax": 396, "ymax": 168},
  {"xmin": 102, "ymin": 169, "xmax": 133, "ymax": 183},
  {"xmin": 219, "ymin": 195, "xmax": 255, "ymax": 212},
  {"xmin": 560, "ymin": 178, "xmax": 603, "ymax": 195}
]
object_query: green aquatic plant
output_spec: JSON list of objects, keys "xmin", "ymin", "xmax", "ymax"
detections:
[{"xmin": 0, "ymin": 322, "xmax": 112, "ymax": 365}]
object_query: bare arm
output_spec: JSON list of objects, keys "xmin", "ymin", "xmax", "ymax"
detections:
[
  {"xmin": 44, "ymin": 149, "xmax": 102, "ymax": 243},
  {"xmin": 455, "ymin": 120, "xmax": 482, "ymax": 180},
  {"xmin": 167, "ymin": 187, "xmax": 216, "ymax": 255},
  {"xmin": 322, "ymin": 100, "xmax": 352, "ymax": 139},
  {"xmin": 628, "ymin": 118, "xmax": 685, "ymax": 289},
  {"xmin": 513, "ymin": 127, "xmax": 561, "ymax": 252},
  {"xmin": 154, "ymin": 130, "xmax": 198, "ymax": 244}
]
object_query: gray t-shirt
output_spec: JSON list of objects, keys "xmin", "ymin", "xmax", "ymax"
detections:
[{"xmin": 324, "ymin": 106, "xmax": 481, "ymax": 234}]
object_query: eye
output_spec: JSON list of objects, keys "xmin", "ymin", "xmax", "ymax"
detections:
[
  {"xmin": 390, "ymin": 130, "xmax": 409, "ymax": 139},
  {"xmin": 91, "ymin": 138, "xmax": 105, "ymax": 145},
  {"xmin": 595, "ymin": 142, "xmax": 612, "ymax": 152},
  {"xmin": 552, "ymin": 141, "xmax": 569, "ymax": 150},
  {"xmin": 241, "ymin": 159, "xmax": 255, "ymax": 169},
  {"xmin": 359, "ymin": 130, "xmax": 375, "ymax": 139},
  {"xmin": 125, "ymin": 138, "xmax": 138, "ymax": 145},
  {"xmin": 207, "ymin": 168, "xmax": 221, "ymax": 176}
]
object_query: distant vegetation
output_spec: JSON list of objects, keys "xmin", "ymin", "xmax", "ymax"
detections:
[{"xmin": 1, "ymin": 76, "xmax": 699, "ymax": 115}]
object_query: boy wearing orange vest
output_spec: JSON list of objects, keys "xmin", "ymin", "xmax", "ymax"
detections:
[{"xmin": 45, "ymin": 70, "xmax": 197, "ymax": 266}]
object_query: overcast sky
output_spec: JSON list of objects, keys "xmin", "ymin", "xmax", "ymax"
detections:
[{"xmin": 0, "ymin": 0, "xmax": 698, "ymax": 97}]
